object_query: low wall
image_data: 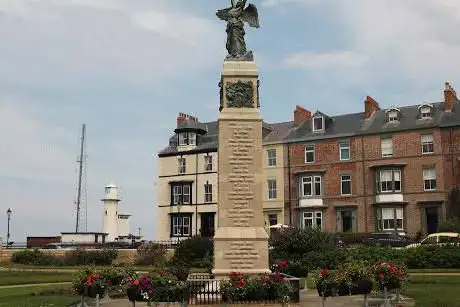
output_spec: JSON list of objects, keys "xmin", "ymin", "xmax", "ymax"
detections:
[{"xmin": 0, "ymin": 248, "xmax": 138, "ymax": 263}]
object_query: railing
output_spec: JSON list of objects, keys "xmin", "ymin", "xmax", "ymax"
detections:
[{"xmin": 188, "ymin": 279, "xmax": 221, "ymax": 305}]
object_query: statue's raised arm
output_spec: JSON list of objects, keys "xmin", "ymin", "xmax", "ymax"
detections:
[{"xmin": 216, "ymin": 0, "xmax": 260, "ymax": 61}]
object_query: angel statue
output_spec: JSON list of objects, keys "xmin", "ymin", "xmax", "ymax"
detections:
[{"xmin": 216, "ymin": 0, "xmax": 260, "ymax": 61}]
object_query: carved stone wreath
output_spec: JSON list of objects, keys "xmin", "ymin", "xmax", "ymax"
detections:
[{"xmin": 226, "ymin": 80, "xmax": 254, "ymax": 108}]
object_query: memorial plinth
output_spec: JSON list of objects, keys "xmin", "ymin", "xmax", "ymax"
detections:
[{"xmin": 212, "ymin": 61, "xmax": 270, "ymax": 278}]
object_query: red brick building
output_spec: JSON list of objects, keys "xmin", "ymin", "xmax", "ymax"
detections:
[{"xmin": 284, "ymin": 83, "xmax": 460, "ymax": 236}]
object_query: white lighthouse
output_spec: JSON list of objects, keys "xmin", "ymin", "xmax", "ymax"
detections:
[{"xmin": 102, "ymin": 183, "xmax": 120, "ymax": 242}]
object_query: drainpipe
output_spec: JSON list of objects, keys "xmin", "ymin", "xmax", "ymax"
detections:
[
  {"xmin": 361, "ymin": 136, "xmax": 368, "ymax": 232},
  {"xmin": 450, "ymin": 128, "xmax": 456, "ymax": 186},
  {"xmin": 287, "ymin": 143, "xmax": 292, "ymax": 225},
  {"xmin": 195, "ymin": 152, "xmax": 199, "ymax": 236}
]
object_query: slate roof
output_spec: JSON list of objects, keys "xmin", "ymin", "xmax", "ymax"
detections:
[{"xmin": 158, "ymin": 101, "xmax": 460, "ymax": 156}]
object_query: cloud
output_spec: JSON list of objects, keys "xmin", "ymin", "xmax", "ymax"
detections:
[{"xmin": 282, "ymin": 51, "xmax": 368, "ymax": 69}]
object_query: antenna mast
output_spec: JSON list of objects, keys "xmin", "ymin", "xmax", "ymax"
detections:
[{"xmin": 75, "ymin": 124, "xmax": 86, "ymax": 233}]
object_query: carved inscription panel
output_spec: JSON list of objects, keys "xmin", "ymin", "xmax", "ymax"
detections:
[
  {"xmin": 223, "ymin": 241, "xmax": 259, "ymax": 269},
  {"xmin": 227, "ymin": 123, "xmax": 256, "ymax": 227}
]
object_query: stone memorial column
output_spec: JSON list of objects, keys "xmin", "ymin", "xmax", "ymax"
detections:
[{"xmin": 212, "ymin": 60, "xmax": 270, "ymax": 278}]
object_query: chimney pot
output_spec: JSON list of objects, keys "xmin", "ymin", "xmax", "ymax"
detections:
[{"xmin": 444, "ymin": 82, "xmax": 458, "ymax": 112}]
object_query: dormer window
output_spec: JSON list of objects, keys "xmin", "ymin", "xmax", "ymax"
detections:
[
  {"xmin": 178, "ymin": 132, "xmax": 196, "ymax": 146},
  {"xmin": 385, "ymin": 107, "xmax": 401, "ymax": 123},
  {"xmin": 313, "ymin": 116, "xmax": 324, "ymax": 131},
  {"xmin": 418, "ymin": 104, "xmax": 433, "ymax": 119},
  {"xmin": 388, "ymin": 111, "xmax": 398, "ymax": 122}
]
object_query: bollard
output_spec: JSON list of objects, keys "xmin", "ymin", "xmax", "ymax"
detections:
[
  {"xmin": 383, "ymin": 287, "xmax": 389, "ymax": 307},
  {"xmin": 363, "ymin": 294, "xmax": 368, "ymax": 307},
  {"xmin": 321, "ymin": 292, "xmax": 326, "ymax": 307},
  {"xmin": 80, "ymin": 296, "xmax": 85, "ymax": 307},
  {"xmin": 96, "ymin": 294, "xmax": 100, "ymax": 307}
]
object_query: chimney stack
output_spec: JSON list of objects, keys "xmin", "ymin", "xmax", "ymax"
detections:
[
  {"xmin": 176, "ymin": 112, "xmax": 199, "ymax": 126},
  {"xmin": 293, "ymin": 105, "xmax": 311, "ymax": 126},
  {"xmin": 364, "ymin": 96, "xmax": 380, "ymax": 119},
  {"xmin": 444, "ymin": 82, "xmax": 458, "ymax": 112}
]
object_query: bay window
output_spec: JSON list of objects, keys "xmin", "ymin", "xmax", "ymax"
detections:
[
  {"xmin": 376, "ymin": 207, "xmax": 404, "ymax": 231},
  {"xmin": 301, "ymin": 175, "xmax": 322, "ymax": 197},
  {"xmin": 376, "ymin": 169, "xmax": 402, "ymax": 193},
  {"xmin": 302, "ymin": 211, "xmax": 322, "ymax": 229}
]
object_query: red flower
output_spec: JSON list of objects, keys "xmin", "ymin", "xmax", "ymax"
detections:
[
  {"xmin": 320, "ymin": 268, "xmax": 329, "ymax": 276},
  {"xmin": 379, "ymin": 272, "xmax": 385, "ymax": 279},
  {"xmin": 260, "ymin": 276, "xmax": 266, "ymax": 284},
  {"xmin": 276, "ymin": 260, "xmax": 288, "ymax": 270},
  {"xmin": 236, "ymin": 279, "xmax": 246, "ymax": 288},
  {"xmin": 134, "ymin": 280, "xmax": 139, "ymax": 286}
]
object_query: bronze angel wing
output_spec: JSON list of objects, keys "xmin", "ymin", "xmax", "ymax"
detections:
[
  {"xmin": 241, "ymin": 3, "xmax": 260, "ymax": 28},
  {"xmin": 216, "ymin": 7, "xmax": 232, "ymax": 21}
]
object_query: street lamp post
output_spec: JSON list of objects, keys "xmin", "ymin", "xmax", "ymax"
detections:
[
  {"xmin": 6, "ymin": 208, "xmax": 12, "ymax": 249},
  {"xmin": 177, "ymin": 200, "xmax": 183, "ymax": 244}
]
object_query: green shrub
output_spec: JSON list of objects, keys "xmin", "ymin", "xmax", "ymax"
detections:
[
  {"xmin": 63, "ymin": 248, "xmax": 118, "ymax": 266},
  {"xmin": 345, "ymin": 246, "xmax": 405, "ymax": 265},
  {"xmin": 11, "ymin": 249, "xmax": 63, "ymax": 266},
  {"xmin": 171, "ymin": 236, "xmax": 213, "ymax": 269},
  {"xmin": 269, "ymin": 228, "xmax": 336, "ymax": 262},
  {"xmin": 405, "ymin": 245, "xmax": 460, "ymax": 269},
  {"xmin": 135, "ymin": 243, "xmax": 167, "ymax": 266},
  {"xmin": 302, "ymin": 248, "xmax": 347, "ymax": 270}
]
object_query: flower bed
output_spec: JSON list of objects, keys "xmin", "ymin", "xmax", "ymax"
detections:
[
  {"xmin": 314, "ymin": 261, "xmax": 407, "ymax": 297},
  {"xmin": 220, "ymin": 272, "xmax": 294, "ymax": 304}
]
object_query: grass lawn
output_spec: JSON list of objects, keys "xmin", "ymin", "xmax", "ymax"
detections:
[
  {"xmin": 0, "ymin": 271, "xmax": 74, "ymax": 286},
  {"xmin": 0, "ymin": 284, "xmax": 79, "ymax": 307},
  {"xmin": 406, "ymin": 275, "xmax": 460, "ymax": 307}
]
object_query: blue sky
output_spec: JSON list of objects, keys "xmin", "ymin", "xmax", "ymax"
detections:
[{"xmin": 1, "ymin": 0, "xmax": 460, "ymax": 242}]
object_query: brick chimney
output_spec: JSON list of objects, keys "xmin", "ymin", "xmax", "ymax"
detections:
[
  {"xmin": 444, "ymin": 82, "xmax": 458, "ymax": 112},
  {"xmin": 293, "ymin": 105, "xmax": 311, "ymax": 126},
  {"xmin": 364, "ymin": 96, "xmax": 380, "ymax": 119},
  {"xmin": 176, "ymin": 112, "xmax": 198, "ymax": 126}
]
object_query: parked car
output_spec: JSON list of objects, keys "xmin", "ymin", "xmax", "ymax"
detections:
[
  {"xmin": 406, "ymin": 232, "xmax": 460, "ymax": 248},
  {"xmin": 363, "ymin": 232, "xmax": 414, "ymax": 247}
]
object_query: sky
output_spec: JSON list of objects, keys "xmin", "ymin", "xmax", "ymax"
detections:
[{"xmin": 1, "ymin": 0, "xmax": 460, "ymax": 242}]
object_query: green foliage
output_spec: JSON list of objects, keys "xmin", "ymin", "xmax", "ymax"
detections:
[
  {"xmin": 345, "ymin": 246, "xmax": 405, "ymax": 265},
  {"xmin": 11, "ymin": 249, "xmax": 63, "ymax": 266},
  {"xmin": 135, "ymin": 243, "xmax": 167, "ymax": 266},
  {"xmin": 405, "ymin": 245, "xmax": 460, "ymax": 269},
  {"xmin": 63, "ymin": 248, "xmax": 118, "ymax": 266},
  {"xmin": 171, "ymin": 236, "xmax": 213, "ymax": 269}
]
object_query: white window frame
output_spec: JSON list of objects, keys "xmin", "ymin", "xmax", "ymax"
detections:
[
  {"xmin": 204, "ymin": 155, "xmax": 213, "ymax": 172},
  {"xmin": 267, "ymin": 179, "xmax": 277, "ymax": 200},
  {"xmin": 388, "ymin": 111, "xmax": 398, "ymax": 122},
  {"xmin": 377, "ymin": 208, "xmax": 404, "ymax": 231},
  {"xmin": 381, "ymin": 138, "xmax": 393, "ymax": 157},
  {"xmin": 340, "ymin": 174, "xmax": 352, "ymax": 195},
  {"xmin": 178, "ymin": 133, "xmax": 188, "ymax": 146},
  {"xmin": 339, "ymin": 141, "xmax": 350, "ymax": 161},
  {"xmin": 267, "ymin": 149, "xmax": 277, "ymax": 167},
  {"xmin": 420, "ymin": 107, "xmax": 432, "ymax": 119},
  {"xmin": 182, "ymin": 185, "xmax": 191, "ymax": 204},
  {"xmin": 173, "ymin": 185, "xmax": 183, "ymax": 205},
  {"xmin": 178, "ymin": 158, "xmax": 186, "ymax": 174},
  {"xmin": 423, "ymin": 168, "xmax": 436, "ymax": 191},
  {"xmin": 301, "ymin": 175, "xmax": 321, "ymax": 197},
  {"xmin": 378, "ymin": 169, "xmax": 402, "ymax": 193},
  {"xmin": 302, "ymin": 210, "xmax": 323, "ymax": 230},
  {"xmin": 172, "ymin": 215, "xmax": 191, "ymax": 236},
  {"xmin": 312, "ymin": 116, "xmax": 324, "ymax": 131},
  {"xmin": 421, "ymin": 134, "xmax": 434, "ymax": 154},
  {"xmin": 204, "ymin": 183, "xmax": 213, "ymax": 203},
  {"xmin": 305, "ymin": 144, "xmax": 315, "ymax": 163},
  {"xmin": 188, "ymin": 133, "xmax": 196, "ymax": 145}
]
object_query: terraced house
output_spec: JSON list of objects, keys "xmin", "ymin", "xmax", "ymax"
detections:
[
  {"xmin": 156, "ymin": 82, "xmax": 460, "ymax": 240},
  {"xmin": 284, "ymin": 83, "xmax": 460, "ymax": 236},
  {"xmin": 156, "ymin": 113, "xmax": 290, "ymax": 241}
]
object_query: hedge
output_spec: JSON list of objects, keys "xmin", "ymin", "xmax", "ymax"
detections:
[{"xmin": 12, "ymin": 248, "xmax": 118, "ymax": 266}]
